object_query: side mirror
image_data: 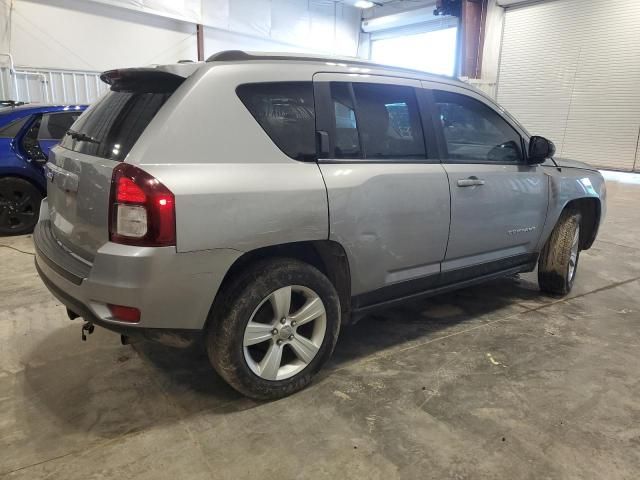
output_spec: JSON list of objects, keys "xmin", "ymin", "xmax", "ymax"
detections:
[{"xmin": 528, "ymin": 136, "xmax": 556, "ymax": 164}]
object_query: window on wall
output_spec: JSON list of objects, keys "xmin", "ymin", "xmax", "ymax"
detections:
[
  {"xmin": 434, "ymin": 90, "xmax": 523, "ymax": 163},
  {"xmin": 370, "ymin": 27, "xmax": 458, "ymax": 76}
]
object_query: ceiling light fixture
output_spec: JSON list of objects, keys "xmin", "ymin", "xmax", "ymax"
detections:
[{"xmin": 355, "ymin": 1, "xmax": 376, "ymax": 8}]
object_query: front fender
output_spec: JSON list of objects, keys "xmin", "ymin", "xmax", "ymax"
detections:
[{"xmin": 535, "ymin": 166, "xmax": 606, "ymax": 252}]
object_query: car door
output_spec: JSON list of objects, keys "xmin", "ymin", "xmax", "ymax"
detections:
[
  {"xmin": 426, "ymin": 85, "xmax": 549, "ymax": 281},
  {"xmin": 37, "ymin": 111, "xmax": 82, "ymax": 158},
  {"xmin": 314, "ymin": 73, "xmax": 451, "ymax": 308}
]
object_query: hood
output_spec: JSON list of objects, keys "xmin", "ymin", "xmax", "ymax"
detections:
[{"xmin": 552, "ymin": 157, "xmax": 599, "ymax": 172}]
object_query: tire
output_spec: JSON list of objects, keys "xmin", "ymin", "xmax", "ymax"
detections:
[
  {"xmin": 206, "ymin": 258, "xmax": 341, "ymax": 400},
  {"xmin": 0, "ymin": 177, "xmax": 42, "ymax": 236},
  {"xmin": 538, "ymin": 209, "xmax": 582, "ymax": 296}
]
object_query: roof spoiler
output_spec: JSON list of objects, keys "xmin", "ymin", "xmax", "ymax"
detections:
[{"xmin": 100, "ymin": 68, "xmax": 185, "ymax": 93}]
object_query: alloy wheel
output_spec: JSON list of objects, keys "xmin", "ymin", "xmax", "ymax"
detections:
[
  {"xmin": 568, "ymin": 224, "xmax": 580, "ymax": 281},
  {"xmin": 0, "ymin": 181, "xmax": 38, "ymax": 232},
  {"xmin": 243, "ymin": 285, "xmax": 327, "ymax": 381}
]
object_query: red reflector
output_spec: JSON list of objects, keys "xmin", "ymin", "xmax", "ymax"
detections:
[
  {"xmin": 116, "ymin": 177, "xmax": 146, "ymax": 203},
  {"xmin": 108, "ymin": 304, "xmax": 141, "ymax": 323}
]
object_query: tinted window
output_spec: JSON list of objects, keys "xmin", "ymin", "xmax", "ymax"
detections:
[
  {"xmin": 434, "ymin": 90, "xmax": 523, "ymax": 163},
  {"xmin": 38, "ymin": 112, "xmax": 81, "ymax": 140},
  {"xmin": 21, "ymin": 116, "xmax": 44, "ymax": 160},
  {"xmin": 60, "ymin": 91, "xmax": 172, "ymax": 161},
  {"xmin": 330, "ymin": 83, "xmax": 360, "ymax": 159},
  {"xmin": 0, "ymin": 116, "xmax": 29, "ymax": 138},
  {"xmin": 237, "ymin": 82, "xmax": 316, "ymax": 161},
  {"xmin": 353, "ymin": 83, "xmax": 426, "ymax": 160}
]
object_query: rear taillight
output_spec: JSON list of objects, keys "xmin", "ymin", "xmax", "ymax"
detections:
[{"xmin": 109, "ymin": 163, "xmax": 176, "ymax": 247}]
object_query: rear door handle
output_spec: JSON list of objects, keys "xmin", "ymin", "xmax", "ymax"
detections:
[{"xmin": 457, "ymin": 177, "xmax": 485, "ymax": 187}]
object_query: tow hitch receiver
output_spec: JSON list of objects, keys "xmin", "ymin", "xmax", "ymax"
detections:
[{"xmin": 81, "ymin": 322, "xmax": 95, "ymax": 341}]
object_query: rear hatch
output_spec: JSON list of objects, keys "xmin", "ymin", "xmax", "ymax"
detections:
[{"xmin": 46, "ymin": 67, "xmax": 188, "ymax": 262}]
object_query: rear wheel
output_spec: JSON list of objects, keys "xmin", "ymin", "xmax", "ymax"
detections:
[
  {"xmin": 538, "ymin": 209, "xmax": 582, "ymax": 296},
  {"xmin": 0, "ymin": 177, "xmax": 42, "ymax": 235},
  {"xmin": 206, "ymin": 258, "xmax": 341, "ymax": 400}
]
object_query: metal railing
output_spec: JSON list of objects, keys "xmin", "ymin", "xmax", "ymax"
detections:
[{"xmin": 0, "ymin": 55, "xmax": 106, "ymax": 104}]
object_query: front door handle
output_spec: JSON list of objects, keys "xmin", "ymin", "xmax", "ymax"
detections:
[{"xmin": 457, "ymin": 177, "xmax": 485, "ymax": 187}]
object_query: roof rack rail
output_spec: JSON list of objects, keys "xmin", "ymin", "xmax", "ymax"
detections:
[
  {"xmin": 205, "ymin": 50, "xmax": 455, "ymax": 81},
  {"xmin": 0, "ymin": 100, "xmax": 27, "ymax": 107}
]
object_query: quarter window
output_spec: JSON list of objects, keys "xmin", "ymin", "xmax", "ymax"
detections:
[
  {"xmin": 237, "ymin": 82, "xmax": 316, "ymax": 161},
  {"xmin": 0, "ymin": 116, "xmax": 29, "ymax": 138},
  {"xmin": 434, "ymin": 90, "xmax": 523, "ymax": 163}
]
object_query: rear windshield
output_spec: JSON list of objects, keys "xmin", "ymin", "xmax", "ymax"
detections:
[{"xmin": 59, "ymin": 90, "xmax": 171, "ymax": 161}]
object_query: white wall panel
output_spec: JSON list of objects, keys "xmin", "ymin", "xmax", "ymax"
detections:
[
  {"xmin": 202, "ymin": 0, "xmax": 229, "ymax": 27},
  {"xmin": 203, "ymin": 1, "xmax": 361, "ymax": 58},
  {"xmin": 9, "ymin": 0, "xmax": 197, "ymax": 71},
  {"xmin": 204, "ymin": 27, "xmax": 310, "ymax": 55},
  {"xmin": 88, "ymin": 0, "xmax": 201, "ymax": 23},
  {"xmin": 1, "ymin": 0, "xmax": 362, "ymax": 104},
  {"xmin": 229, "ymin": 0, "xmax": 271, "ymax": 38},
  {"xmin": 271, "ymin": 0, "xmax": 311, "ymax": 46},
  {"xmin": 498, "ymin": 0, "xmax": 640, "ymax": 171}
]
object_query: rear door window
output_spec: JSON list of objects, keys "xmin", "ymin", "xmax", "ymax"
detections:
[
  {"xmin": 60, "ymin": 91, "xmax": 172, "ymax": 161},
  {"xmin": 237, "ymin": 82, "xmax": 316, "ymax": 161},
  {"xmin": 330, "ymin": 83, "xmax": 361, "ymax": 159},
  {"xmin": 352, "ymin": 83, "xmax": 426, "ymax": 160},
  {"xmin": 37, "ymin": 112, "xmax": 81, "ymax": 140},
  {"xmin": 325, "ymin": 82, "xmax": 427, "ymax": 160}
]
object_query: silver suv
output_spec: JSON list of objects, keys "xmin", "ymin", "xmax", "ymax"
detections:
[{"xmin": 34, "ymin": 51, "xmax": 606, "ymax": 399}]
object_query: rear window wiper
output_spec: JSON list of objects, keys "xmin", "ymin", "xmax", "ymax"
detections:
[{"xmin": 66, "ymin": 129, "xmax": 100, "ymax": 144}]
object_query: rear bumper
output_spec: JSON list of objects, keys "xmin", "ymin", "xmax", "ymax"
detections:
[{"xmin": 33, "ymin": 200, "xmax": 242, "ymax": 330}]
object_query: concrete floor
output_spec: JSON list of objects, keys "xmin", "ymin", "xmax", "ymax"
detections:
[{"xmin": 1, "ymin": 174, "xmax": 639, "ymax": 480}]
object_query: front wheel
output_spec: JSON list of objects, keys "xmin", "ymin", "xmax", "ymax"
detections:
[
  {"xmin": 206, "ymin": 258, "xmax": 341, "ymax": 400},
  {"xmin": 538, "ymin": 209, "xmax": 582, "ymax": 296},
  {"xmin": 0, "ymin": 177, "xmax": 42, "ymax": 236}
]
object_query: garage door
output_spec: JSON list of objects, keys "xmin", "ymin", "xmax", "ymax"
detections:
[{"xmin": 497, "ymin": 0, "xmax": 640, "ymax": 171}]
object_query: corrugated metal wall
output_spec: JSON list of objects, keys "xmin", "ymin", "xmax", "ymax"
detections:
[
  {"xmin": 497, "ymin": 0, "xmax": 640, "ymax": 172},
  {"xmin": 0, "ymin": 67, "xmax": 107, "ymax": 105}
]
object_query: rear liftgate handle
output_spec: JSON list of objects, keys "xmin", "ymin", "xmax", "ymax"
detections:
[{"xmin": 457, "ymin": 176, "xmax": 486, "ymax": 187}]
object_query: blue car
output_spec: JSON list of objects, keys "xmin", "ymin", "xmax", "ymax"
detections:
[{"xmin": 0, "ymin": 102, "xmax": 87, "ymax": 235}]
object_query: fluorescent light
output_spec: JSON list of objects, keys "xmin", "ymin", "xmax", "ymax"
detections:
[{"xmin": 355, "ymin": 1, "xmax": 375, "ymax": 8}]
